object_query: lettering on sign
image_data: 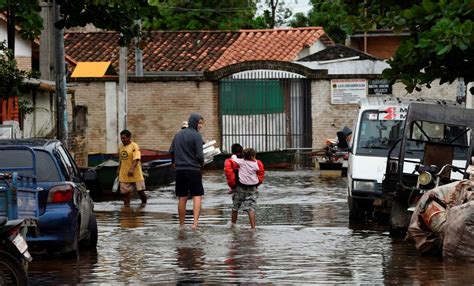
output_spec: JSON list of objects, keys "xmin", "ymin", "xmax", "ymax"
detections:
[
  {"xmin": 378, "ymin": 106, "xmax": 408, "ymax": 120},
  {"xmin": 368, "ymin": 79, "xmax": 392, "ymax": 95},
  {"xmin": 331, "ymin": 79, "xmax": 367, "ymax": 104}
]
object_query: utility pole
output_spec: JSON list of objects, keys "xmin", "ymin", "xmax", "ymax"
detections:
[
  {"xmin": 118, "ymin": 45, "xmax": 127, "ymax": 137},
  {"xmin": 54, "ymin": 1, "xmax": 68, "ymax": 147},
  {"xmin": 5, "ymin": 1, "xmax": 16, "ymax": 118},
  {"xmin": 40, "ymin": 1, "xmax": 55, "ymax": 81},
  {"xmin": 134, "ymin": 19, "xmax": 143, "ymax": 77}
]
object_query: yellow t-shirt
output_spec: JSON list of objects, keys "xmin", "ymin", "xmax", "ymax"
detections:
[{"xmin": 118, "ymin": 141, "xmax": 144, "ymax": 182}]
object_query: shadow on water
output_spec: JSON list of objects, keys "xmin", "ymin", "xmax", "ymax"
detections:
[{"xmin": 27, "ymin": 169, "xmax": 474, "ymax": 284}]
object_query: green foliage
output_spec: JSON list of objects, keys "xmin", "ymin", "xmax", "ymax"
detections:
[
  {"xmin": 0, "ymin": 0, "xmax": 43, "ymax": 40},
  {"xmin": 289, "ymin": 0, "xmax": 411, "ymax": 44},
  {"xmin": 56, "ymin": 0, "xmax": 164, "ymax": 45},
  {"xmin": 18, "ymin": 98, "xmax": 35, "ymax": 116},
  {"xmin": 290, "ymin": 0, "xmax": 473, "ymax": 94},
  {"xmin": 0, "ymin": 41, "xmax": 35, "ymax": 100},
  {"xmin": 290, "ymin": 0, "xmax": 352, "ymax": 44},
  {"xmin": 147, "ymin": 0, "xmax": 258, "ymax": 30},
  {"xmin": 382, "ymin": 0, "xmax": 474, "ymax": 94}
]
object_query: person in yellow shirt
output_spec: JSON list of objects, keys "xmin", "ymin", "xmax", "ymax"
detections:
[{"xmin": 117, "ymin": 129, "xmax": 147, "ymax": 206}]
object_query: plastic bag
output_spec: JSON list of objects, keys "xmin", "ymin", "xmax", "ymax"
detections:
[{"xmin": 112, "ymin": 177, "xmax": 119, "ymax": 193}]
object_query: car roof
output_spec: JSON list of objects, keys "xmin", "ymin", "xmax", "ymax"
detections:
[{"xmin": 0, "ymin": 138, "xmax": 60, "ymax": 151}]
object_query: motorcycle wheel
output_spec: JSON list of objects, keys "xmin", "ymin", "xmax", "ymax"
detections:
[{"xmin": 0, "ymin": 250, "xmax": 28, "ymax": 286}]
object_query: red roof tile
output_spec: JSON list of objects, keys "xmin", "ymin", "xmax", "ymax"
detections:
[{"xmin": 64, "ymin": 27, "xmax": 331, "ymax": 73}]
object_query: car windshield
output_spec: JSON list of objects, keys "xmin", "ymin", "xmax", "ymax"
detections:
[
  {"xmin": 356, "ymin": 110, "xmax": 405, "ymax": 156},
  {"xmin": 0, "ymin": 149, "xmax": 60, "ymax": 182}
]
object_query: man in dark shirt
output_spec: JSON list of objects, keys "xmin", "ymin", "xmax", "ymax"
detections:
[{"xmin": 169, "ymin": 113, "xmax": 205, "ymax": 229}]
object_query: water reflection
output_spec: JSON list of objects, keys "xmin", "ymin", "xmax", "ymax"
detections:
[
  {"xmin": 224, "ymin": 230, "xmax": 266, "ymax": 283},
  {"xmin": 119, "ymin": 205, "xmax": 145, "ymax": 229},
  {"xmin": 28, "ymin": 249, "xmax": 98, "ymax": 285},
  {"xmin": 383, "ymin": 239, "xmax": 474, "ymax": 285},
  {"xmin": 26, "ymin": 170, "xmax": 474, "ymax": 284}
]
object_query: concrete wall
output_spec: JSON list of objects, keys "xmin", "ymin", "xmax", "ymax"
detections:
[
  {"xmin": 0, "ymin": 23, "xmax": 32, "ymax": 57},
  {"xmin": 69, "ymin": 80, "xmax": 219, "ymax": 155},
  {"xmin": 22, "ymin": 90, "xmax": 55, "ymax": 138}
]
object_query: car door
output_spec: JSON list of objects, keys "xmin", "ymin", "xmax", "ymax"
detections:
[{"xmin": 57, "ymin": 145, "xmax": 92, "ymax": 240}]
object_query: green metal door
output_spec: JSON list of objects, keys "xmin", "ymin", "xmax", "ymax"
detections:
[{"xmin": 219, "ymin": 76, "xmax": 311, "ymax": 153}]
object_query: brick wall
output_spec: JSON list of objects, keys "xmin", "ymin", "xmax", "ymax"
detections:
[
  {"xmin": 311, "ymin": 80, "xmax": 359, "ymax": 150},
  {"xmin": 67, "ymin": 82, "xmax": 107, "ymax": 154},
  {"xmin": 70, "ymin": 77, "xmax": 459, "ymax": 157},
  {"xmin": 16, "ymin": 56, "xmax": 31, "ymax": 71},
  {"xmin": 70, "ymin": 81, "xmax": 219, "ymax": 155},
  {"xmin": 127, "ymin": 81, "xmax": 219, "ymax": 151},
  {"xmin": 68, "ymin": 133, "xmax": 88, "ymax": 167}
]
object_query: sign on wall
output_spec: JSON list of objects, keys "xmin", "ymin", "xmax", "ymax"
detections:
[
  {"xmin": 368, "ymin": 79, "xmax": 392, "ymax": 95},
  {"xmin": 330, "ymin": 79, "xmax": 367, "ymax": 104}
]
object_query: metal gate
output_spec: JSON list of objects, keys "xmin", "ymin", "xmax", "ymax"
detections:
[{"xmin": 219, "ymin": 71, "xmax": 311, "ymax": 154}]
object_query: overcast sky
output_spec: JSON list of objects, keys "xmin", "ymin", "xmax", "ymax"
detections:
[
  {"xmin": 256, "ymin": 0, "xmax": 312, "ymax": 26},
  {"xmin": 289, "ymin": 0, "xmax": 311, "ymax": 15},
  {"xmin": 256, "ymin": 0, "xmax": 311, "ymax": 15}
]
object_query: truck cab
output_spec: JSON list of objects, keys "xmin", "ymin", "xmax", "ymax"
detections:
[
  {"xmin": 347, "ymin": 97, "xmax": 409, "ymax": 220},
  {"xmin": 381, "ymin": 102, "xmax": 474, "ymax": 233}
]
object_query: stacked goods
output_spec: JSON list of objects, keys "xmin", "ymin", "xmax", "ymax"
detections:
[
  {"xmin": 203, "ymin": 140, "xmax": 221, "ymax": 165},
  {"xmin": 407, "ymin": 180, "xmax": 474, "ymax": 259}
]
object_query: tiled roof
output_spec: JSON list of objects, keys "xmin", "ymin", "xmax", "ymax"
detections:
[
  {"xmin": 64, "ymin": 27, "xmax": 330, "ymax": 73},
  {"xmin": 210, "ymin": 28, "xmax": 327, "ymax": 70},
  {"xmin": 298, "ymin": 44, "xmax": 380, "ymax": 61}
]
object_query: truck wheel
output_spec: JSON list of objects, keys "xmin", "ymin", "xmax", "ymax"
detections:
[
  {"xmin": 0, "ymin": 250, "xmax": 28, "ymax": 286},
  {"xmin": 348, "ymin": 196, "xmax": 362, "ymax": 220},
  {"xmin": 389, "ymin": 199, "xmax": 409, "ymax": 236}
]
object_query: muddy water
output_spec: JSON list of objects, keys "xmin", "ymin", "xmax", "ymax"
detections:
[{"xmin": 28, "ymin": 170, "xmax": 474, "ymax": 284}]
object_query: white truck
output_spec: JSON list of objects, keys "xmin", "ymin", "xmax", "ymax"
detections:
[{"xmin": 347, "ymin": 97, "xmax": 409, "ymax": 219}]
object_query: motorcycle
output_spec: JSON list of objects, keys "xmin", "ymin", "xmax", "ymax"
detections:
[
  {"xmin": 0, "ymin": 217, "xmax": 32, "ymax": 286},
  {"xmin": 0, "ymin": 148, "xmax": 40, "ymax": 286},
  {"xmin": 312, "ymin": 137, "xmax": 350, "ymax": 174}
]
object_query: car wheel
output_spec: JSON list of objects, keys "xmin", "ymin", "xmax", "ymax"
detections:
[
  {"xmin": 85, "ymin": 213, "xmax": 98, "ymax": 249},
  {"xmin": 64, "ymin": 221, "xmax": 80, "ymax": 259}
]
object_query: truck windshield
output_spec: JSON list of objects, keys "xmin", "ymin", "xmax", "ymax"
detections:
[
  {"xmin": 0, "ymin": 149, "xmax": 60, "ymax": 182},
  {"xmin": 356, "ymin": 110, "xmax": 405, "ymax": 156},
  {"xmin": 405, "ymin": 121, "xmax": 470, "ymax": 160}
]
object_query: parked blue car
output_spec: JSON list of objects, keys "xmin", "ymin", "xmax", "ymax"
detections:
[{"xmin": 0, "ymin": 139, "xmax": 97, "ymax": 258}]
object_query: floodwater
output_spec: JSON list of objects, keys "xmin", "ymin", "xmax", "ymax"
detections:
[{"xmin": 28, "ymin": 169, "xmax": 474, "ymax": 285}]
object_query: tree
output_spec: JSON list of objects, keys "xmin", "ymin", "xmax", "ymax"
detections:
[
  {"xmin": 147, "ymin": 0, "xmax": 258, "ymax": 30},
  {"xmin": 0, "ymin": 41, "xmax": 35, "ymax": 103},
  {"xmin": 56, "ymin": 0, "xmax": 164, "ymax": 45},
  {"xmin": 0, "ymin": 0, "xmax": 43, "ymax": 43},
  {"xmin": 289, "ymin": 0, "xmax": 409, "ymax": 44},
  {"xmin": 381, "ymin": 0, "xmax": 474, "ymax": 95},
  {"xmin": 289, "ymin": 0, "xmax": 352, "ymax": 44},
  {"xmin": 290, "ymin": 0, "xmax": 474, "ymax": 95},
  {"xmin": 256, "ymin": 0, "xmax": 294, "ymax": 28}
]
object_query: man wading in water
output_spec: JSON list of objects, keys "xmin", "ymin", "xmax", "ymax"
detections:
[{"xmin": 169, "ymin": 113, "xmax": 205, "ymax": 229}]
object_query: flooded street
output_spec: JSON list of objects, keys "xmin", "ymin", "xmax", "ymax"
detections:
[{"xmin": 28, "ymin": 170, "xmax": 474, "ymax": 284}]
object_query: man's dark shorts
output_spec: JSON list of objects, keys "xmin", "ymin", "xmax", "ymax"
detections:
[{"xmin": 175, "ymin": 170, "xmax": 204, "ymax": 197}]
